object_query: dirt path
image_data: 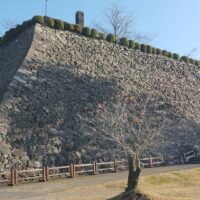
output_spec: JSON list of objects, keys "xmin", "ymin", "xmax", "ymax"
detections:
[{"xmin": 0, "ymin": 164, "xmax": 200, "ymax": 200}]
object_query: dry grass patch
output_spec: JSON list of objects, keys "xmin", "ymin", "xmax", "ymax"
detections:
[{"xmin": 138, "ymin": 168, "xmax": 200, "ymax": 200}]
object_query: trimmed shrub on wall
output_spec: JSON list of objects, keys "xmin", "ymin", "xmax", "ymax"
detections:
[
  {"xmin": 74, "ymin": 24, "xmax": 83, "ymax": 34},
  {"xmin": 99, "ymin": 32, "xmax": 106, "ymax": 40},
  {"xmin": 152, "ymin": 47, "xmax": 156, "ymax": 54},
  {"xmin": 82, "ymin": 27, "xmax": 91, "ymax": 37},
  {"xmin": 32, "ymin": 16, "xmax": 45, "ymax": 24},
  {"xmin": 106, "ymin": 34, "xmax": 116, "ymax": 43},
  {"xmin": 181, "ymin": 56, "xmax": 189, "ymax": 64},
  {"xmin": 162, "ymin": 50, "xmax": 168, "ymax": 56},
  {"xmin": 119, "ymin": 37, "xmax": 129, "ymax": 47},
  {"xmin": 195, "ymin": 60, "xmax": 200, "ymax": 66},
  {"xmin": 141, "ymin": 44, "xmax": 147, "ymax": 53},
  {"xmin": 64, "ymin": 22, "xmax": 74, "ymax": 31},
  {"xmin": 134, "ymin": 42, "xmax": 141, "ymax": 50},
  {"xmin": 22, "ymin": 20, "xmax": 34, "ymax": 29},
  {"xmin": 173, "ymin": 53, "xmax": 180, "ymax": 60},
  {"xmin": 146, "ymin": 45, "xmax": 152, "ymax": 54},
  {"xmin": 90, "ymin": 29, "xmax": 98, "ymax": 38},
  {"xmin": 189, "ymin": 58, "xmax": 195, "ymax": 65},
  {"xmin": 46, "ymin": 17, "xmax": 55, "ymax": 28},
  {"xmin": 156, "ymin": 48, "xmax": 162, "ymax": 55},
  {"xmin": 167, "ymin": 52, "xmax": 173, "ymax": 58},
  {"xmin": 54, "ymin": 19, "xmax": 64, "ymax": 30},
  {"xmin": 129, "ymin": 40, "xmax": 134, "ymax": 48}
]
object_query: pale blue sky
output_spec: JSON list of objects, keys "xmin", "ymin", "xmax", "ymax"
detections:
[{"xmin": 1, "ymin": 0, "xmax": 200, "ymax": 59}]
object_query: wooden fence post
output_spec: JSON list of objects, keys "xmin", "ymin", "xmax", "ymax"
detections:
[
  {"xmin": 45, "ymin": 166, "xmax": 49, "ymax": 181},
  {"xmin": 14, "ymin": 168, "xmax": 17, "ymax": 185},
  {"xmin": 183, "ymin": 153, "xmax": 186, "ymax": 164},
  {"xmin": 164, "ymin": 156, "xmax": 167, "ymax": 166},
  {"xmin": 93, "ymin": 161, "xmax": 97, "ymax": 175},
  {"xmin": 149, "ymin": 157, "xmax": 153, "ymax": 168},
  {"xmin": 70, "ymin": 164, "xmax": 75, "ymax": 178},
  {"xmin": 178, "ymin": 156, "xmax": 181, "ymax": 165},
  {"xmin": 10, "ymin": 167, "xmax": 15, "ymax": 186},
  {"xmin": 42, "ymin": 167, "xmax": 46, "ymax": 182},
  {"xmin": 113, "ymin": 160, "xmax": 118, "ymax": 173}
]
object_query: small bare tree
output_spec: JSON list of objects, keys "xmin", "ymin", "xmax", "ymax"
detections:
[
  {"xmin": 93, "ymin": 2, "xmax": 153, "ymax": 43},
  {"xmin": 80, "ymin": 91, "xmax": 166, "ymax": 192},
  {"xmin": 0, "ymin": 19, "xmax": 17, "ymax": 30}
]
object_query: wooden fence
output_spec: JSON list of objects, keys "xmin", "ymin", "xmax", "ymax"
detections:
[{"xmin": 0, "ymin": 149, "xmax": 199, "ymax": 187}]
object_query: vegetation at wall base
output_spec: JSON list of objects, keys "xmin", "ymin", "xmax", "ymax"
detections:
[
  {"xmin": 0, "ymin": 15, "xmax": 199, "ymax": 67},
  {"xmin": 82, "ymin": 27, "xmax": 91, "ymax": 37}
]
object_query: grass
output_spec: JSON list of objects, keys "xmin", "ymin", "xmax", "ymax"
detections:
[{"xmin": 105, "ymin": 168, "xmax": 200, "ymax": 200}]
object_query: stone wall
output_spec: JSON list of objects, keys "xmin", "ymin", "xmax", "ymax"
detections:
[{"xmin": 0, "ymin": 24, "xmax": 199, "ymax": 170}]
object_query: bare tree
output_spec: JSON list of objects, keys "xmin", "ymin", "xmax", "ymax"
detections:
[
  {"xmin": 0, "ymin": 19, "xmax": 17, "ymax": 30},
  {"xmin": 93, "ymin": 2, "xmax": 154, "ymax": 43},
  {"xmin": 80, "ymin": 91, "xmax": 166, "ymax": 192}
]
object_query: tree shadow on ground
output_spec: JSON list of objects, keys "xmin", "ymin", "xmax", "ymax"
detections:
[{"xmin": 109, "ymin": 189, "xmax": 151, "ymax": 200}]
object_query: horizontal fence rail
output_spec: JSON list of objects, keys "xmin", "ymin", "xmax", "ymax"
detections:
[{"xmin": 0, "ymin": 149, "xmax": 199, "ymax": 187}]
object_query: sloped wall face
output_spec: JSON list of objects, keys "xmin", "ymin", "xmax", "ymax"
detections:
[{"xmin": 0, "ymin": 24, "xmax": 200, "ymax": 170}]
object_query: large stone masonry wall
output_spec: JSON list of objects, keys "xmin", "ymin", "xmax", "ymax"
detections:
[{"xmin": 0, "ymin": 24, "xmax": 199, "ymax": 170}]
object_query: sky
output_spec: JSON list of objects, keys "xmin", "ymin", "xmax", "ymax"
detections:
[{"xmin": 0, "ymin": 0, "xmax": 200, "ymax": 59}]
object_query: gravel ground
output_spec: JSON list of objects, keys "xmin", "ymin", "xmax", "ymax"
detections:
[{"xmin": 0, "ymin": 164, "xmax": 200, "ymax": 200}]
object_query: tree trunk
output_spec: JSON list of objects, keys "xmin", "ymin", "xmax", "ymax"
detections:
[{"xmin": 126, "ymin": 153, "xmax": 141, "ymax": 192}]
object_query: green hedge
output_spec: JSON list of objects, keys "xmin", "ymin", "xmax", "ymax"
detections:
[
  {"xmin": 91, "ymin": 29, "xmax": 98, "ymax": 38},
  {"xmin": 173, "ymin": 53, "xmax": 180, "ymax": 60},
  {"xmin": 134, "ymin": 42, "xmax": 141, "ymax": 50},
  {"xmin": 82, "ymin": 27, "xmax": 91, "ymax": 37},
  {"xmin": 98, "ymin": 32, "xmax": 106, "ymax": 40},
  {"xmin": 1, "ymin": 15, "xmax": 200, "ymax": 67},
  {"xmin": 74, "ymin": 24, "xmax": 83, "ymax": 34},
  {"xmin": 141, "ymin": 44, "xmax": 147, "ymax": 53},
  {"xmin": 146, "ymin": 45, "xmax": 152, "ymax": 54},
  {"xmin": 54, "ymin": 19, "xmax": 64, "ymax": 30},
  {"xmin": 156, "ymin": 48, "xmax": 162, "ymax": 55},
  {"xmin": 32, "ymin": 16, "xmax": 45, "ymax": 24},
  {"xmin": 181, "ymin": 56, "xmax": 189, "ymax": 63},
  {"xmin": 129, "ymin": 40, "xmax": 134, "ymax": 48},
  {"xmin": 46, "ymin": 17, "xmax": 55, "ymax": 28},
  {"xmin": 167, "ymin": 52, "xmax": 173, "ymax": 58},
  {"xmin": 64, "ymin": 22, "xmax": 74, "ymax": 31},
  {"xmin": 106, "ymin": 34, "xmax": 116, "ymax": 43},
  {"xmin": 119, "ymin": 37, "xmax": 129, "ymax": 47}
]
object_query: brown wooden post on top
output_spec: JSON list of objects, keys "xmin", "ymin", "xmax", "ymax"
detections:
[
  {"xmin": 76, "ymin": 11, "xmax": 84, "ymax": 26},
  {"xmin": 149, "ymin": 157, "xmax": 153, "ymax": 168},
  {"xmin": 113, "ymin": 160, "xmax": 118, "ymax": 172},
  {"xmin": 10, "ymin": 167, "xmax": 15, "ymax": 186}
]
